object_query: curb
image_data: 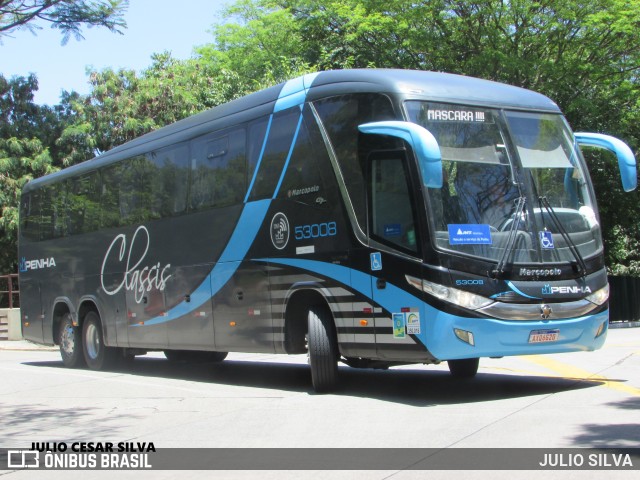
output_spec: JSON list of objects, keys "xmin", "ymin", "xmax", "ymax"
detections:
[{"xmin": 0, "ymin": 341, "xmax": 57, "ymax": 351}]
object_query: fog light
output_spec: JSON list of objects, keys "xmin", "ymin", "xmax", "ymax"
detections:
[
  {"xmin": 595, "ymin": 320, "xmax": 607, "ymax": 338},
  {"xmin": 454, "ymin": 328, "xmax": 475, "ymax": 346}
]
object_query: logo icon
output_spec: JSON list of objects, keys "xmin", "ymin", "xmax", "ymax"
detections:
[
  {"xmin": 540, "ymin": 304, "xmax": 553, "ymax": 319},
  {"xmin": 19, "ymin": 257, "xmax": 27, "ymax": 273},
  {"xmin": 270, "ymin": 212, "xmax": 290, "ymax": 250},
  {"xmin": 540, "ymin": 231, "xmax": 555, "ymax": 249},
  {"xmin": 542, "ymin": 284, "xmax": 552, "ymax": 295},
  {"xmin": 370, "ymin": 252, "xmax": 382, "ymax": 271},
  {"xmin": 7, "ymin": 450, "xmax": 39, "ymax": 468}
]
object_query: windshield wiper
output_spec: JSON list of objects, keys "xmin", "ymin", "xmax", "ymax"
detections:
[
  {"xmin": 538, "ymin": 196, "xmax": 588, "ymax": 275},
  {"xmin": 490, "ymin": 196, "xmax": 527, "ymax": 279}
]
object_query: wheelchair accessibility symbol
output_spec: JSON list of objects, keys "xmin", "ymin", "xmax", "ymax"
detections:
[{"xmin": 539, "ymin": 231, "xmax": 555, "ymax": 249}]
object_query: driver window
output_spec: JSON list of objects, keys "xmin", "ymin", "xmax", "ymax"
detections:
[{"xmin": 369, "ymin": 153, "xmax": 419, "ymax": 253}]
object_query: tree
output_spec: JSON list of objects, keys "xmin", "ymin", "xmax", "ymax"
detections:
[
  {"xmin": 0, "ymin": 0, "xmax": 128, "ymax": 44},
  {"xmin": 58, "ymin": 52, "xmax": 244, "ymax": 164},
  {"xmin": 0, "ymin": 74, "xmax": 61, "ymax": 273},
  {"xmin": 201, "ymin": 0, "xmax": 639, "ymax": 273}
]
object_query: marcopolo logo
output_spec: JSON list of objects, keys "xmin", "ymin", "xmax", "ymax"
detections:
[{"xmin": 19, "ymin": 256, "xmax": 57, "ymax": 272}]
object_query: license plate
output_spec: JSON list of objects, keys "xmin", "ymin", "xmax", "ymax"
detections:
[{"xmin": 528, "ymin": 329, "xmax": 560, "ymax": 343}]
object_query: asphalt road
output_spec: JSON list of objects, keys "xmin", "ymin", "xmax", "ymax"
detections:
[{"xmin": 0, "ymin": 326, "xmax": 638, "ymax": 480}]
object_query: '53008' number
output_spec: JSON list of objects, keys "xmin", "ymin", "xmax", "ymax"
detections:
[{"xmin": 294, "ymin": 222, "xmax": 337, "ymax": 240}]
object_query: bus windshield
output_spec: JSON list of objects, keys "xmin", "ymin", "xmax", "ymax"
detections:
[{"xmin": 405, "ymin": 101, "xmax": 601, "ymax": 264}]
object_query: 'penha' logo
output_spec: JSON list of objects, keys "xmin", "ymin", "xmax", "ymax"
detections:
[{"xmin": 20, "ymin": 256, "xmax": 56, "ymax": 272}]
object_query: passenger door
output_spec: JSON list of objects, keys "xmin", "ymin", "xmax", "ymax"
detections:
[{"xmin": 367, "ymin": 150, "xmax": 427, "ymax": 360}]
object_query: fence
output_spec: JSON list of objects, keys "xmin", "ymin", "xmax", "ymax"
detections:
[{"xmin": 0, "ymin": 274, "xmax": 19, "ymax": 309}]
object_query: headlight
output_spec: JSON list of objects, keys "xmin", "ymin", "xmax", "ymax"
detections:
[
  {"xmin": 406, "ymin": 275, "xmax": 494, "ymax": 310},
  {"xmin": 586, "ymin": 284, "xmax": 609, "ymax": 305}
]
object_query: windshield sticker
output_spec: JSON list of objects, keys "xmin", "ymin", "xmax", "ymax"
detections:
[
  {"xmin": 383, "ymin": 224, "xmax": 402, "ymax": 237},
  {"xmin": 448, "ymin": 224, "xmax": 492, "ymax": 245},
  {"xmin": 392, "ymin": 313, "xmax": 406, "ymax": 338},
  {"xmin": 406, "ymin": 312, "xmax": 421, "ymax": 335},
  {"xmin": 539, "ymin": 231, "xmax": 555, "ymax": 249},
  {"xmin": 427, "ymin": 109, "xmax": 488, "ymax": 123}
]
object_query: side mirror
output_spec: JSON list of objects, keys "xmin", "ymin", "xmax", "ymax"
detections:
[
  {"xmin": 575, "ymin": 132, "xmax": 637, "ymax": 192},
  {"xmin": 358, "ymin": 121, "xmax": 443, "ymax": 188}
]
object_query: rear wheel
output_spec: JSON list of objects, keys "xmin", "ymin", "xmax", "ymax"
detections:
[
  {"xmin": 82, "ymin": 311, "xmax": 119, "ymax": 370},
  {"xmin": 58, "ymin": 313, "xmax": 84, "ymax": 368},
  {"xmin": 307, "ymin": 307, "xmax": 338, "ymax": 393},
  {"xmin": 447, "ymin": 358, "xmax": 479, "ymax": 378}
]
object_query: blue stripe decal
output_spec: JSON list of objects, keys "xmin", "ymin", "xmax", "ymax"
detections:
[
  {"xmin": 141, "ymin": 200, "xmax": 271, "ymax": 326},
  {"xmin": 274, "ymin": 72, "xmax": 320, "ymax": 113},
  {"xmin": 137, "ymin": 73, "xmax": 320, "ymax": 327},
  {"xmin": 506, "ymin": 281, "xmax": 541, "ymax": 300},
  {"xmin": 256, "ymin": 257, "xmax": 439, "ymax": 351},
  {"xmin": 258, "ymin": 258, "xmax": 608, "ymax": 360},
  {"xmin": 272, "ymin": 110, "xmax": 304, "ymax": 199},
  {"xmin": 244, "ymin": 114, "xmax": 273, "ymax": 203}
]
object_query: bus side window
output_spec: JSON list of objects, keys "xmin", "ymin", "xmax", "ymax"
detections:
[
  {"xmin": 20, "ymin": 192, "xmax": 40, "ymax": 242},
  {"xmin": 190, "ymin": 127, "xmax": 246, "ymax": 211},
  {"xmin": 313, "ymin": 93, "xmax": 396, "ymax": 229},
  {"xmin": 277, "ymin": 108, "xmax": 331, "ymax": 205},
  {"xmin": 119, "ymin": 156, "xmax": 157, "ymax": 225},
  {"xmin": 148, "ymin": 143, "xmax": 189, "ymax": 217},
  {"xmin": 100, "ymin": 165, "xmax": 121, "ymax": 229},
  {"xmin": 247, "ymin": 116, "xmax": 269, "ymax": 195},
  {"xmin": 67, "ymin": 172, "xmax": 101, "ymax": 235},
  {"xmin": 369, "ymin": 153, "xmax": 419, "ymax": 253},
  {"xmin": 247, "ymin": 108, "xmax": 301, "ymax": 201}
]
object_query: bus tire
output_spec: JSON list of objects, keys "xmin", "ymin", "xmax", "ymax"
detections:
[
  {"xmin": 58, "ymin": 313, "xmax": 85, "ymax": 368},
  {"xmin": 164, "ymin": 350, "xmax": 187, "ymax": 362},
  {"xmin": 307, "ymin": 307, "xmax": 338, "ymax": 393},
  {"xmin": 82, "ymin": 311, "xmax": 119, "ymax": 370},
  {"xmin": 447, "ymin": 358, "xmax": 479, "ymax": 378}
]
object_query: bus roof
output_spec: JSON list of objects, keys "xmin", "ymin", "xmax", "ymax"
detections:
[{"xmin": 24, "ymin": 69, "xmax": 560, "ymax": 192}]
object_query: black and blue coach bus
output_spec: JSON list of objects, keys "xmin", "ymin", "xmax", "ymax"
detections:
[{"xmin": 18, "ymin": 69, "xmax": 637, "ymax": 392}]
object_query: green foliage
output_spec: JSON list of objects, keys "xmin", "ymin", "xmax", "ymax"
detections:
[
  {"xmin": 0, "ymin": 0, "xmax": 128, "ymax": 44},
  {"xmin": 0, "ymin": 74, "xmax": 63, "ymax": 273}
]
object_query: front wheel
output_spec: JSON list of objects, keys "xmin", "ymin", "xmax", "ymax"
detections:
[
  {"xmin": 307, "ymin": 307, "xmax": 338, "ymax": 393},
  {"xmin": 82, "ymin": 311, "xmax": 119, "ymax": 370},
  {"xmin": 58, "ymin": 313, "xmax": 84, "ymax": 368},
  {"xmin": 447, "ymin": 358, "xmax": 479, "ymax": 378}
]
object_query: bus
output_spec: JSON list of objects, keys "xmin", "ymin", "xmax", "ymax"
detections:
[{"xmin": 18, "ymin": 69, "xmax": 637, "ymax": 392}]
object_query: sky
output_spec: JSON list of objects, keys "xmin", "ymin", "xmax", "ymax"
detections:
[{"xmin": 1, "ymin": 0, "xmax": 230, "ymax": 105}]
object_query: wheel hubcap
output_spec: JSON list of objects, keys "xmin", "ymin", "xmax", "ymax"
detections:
[
  {"xmin": 61, "ymin": 325, "xmax": 75, "ymax": 355},
  {"xmin": 85, "ymin": 323, "xmax": 100, "ymax": 360}
]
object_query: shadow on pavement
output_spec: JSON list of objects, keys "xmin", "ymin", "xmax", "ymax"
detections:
[{"xmin": 23, "ymin": 355, "xmax": 605, "ymax": 407}]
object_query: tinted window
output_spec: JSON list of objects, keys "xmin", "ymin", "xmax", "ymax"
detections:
[
  {"xmin": 190, "ymin": 127, "xmax": 246, "ymax": 210},
  {"xmin": 313, "ymin": 94, "xmax": 396, "ymax": 229},
  {"xmin": 148, "ymin": 143, "xmax": 189, "ymax": 217},
  {"xmin": 20, "ymin": 192, "xmax": 39, "ymax": 242},
  {"xmin": 100, "ymin": 164, "xmax": 122, "ymax": 229},
  {"xmin": 67, "ymin": 172, "xmax": 102, "ymax": 235},
  {"xmin": 370, "ymin": 153, "xmax": 419, "ymax": 253},
  {"xmin": 119, "ymin": 156, "xmax": 157, "ymax": 225},
  {"xmin": 277, "ymin": 107, "xmax": 333, "ymax": 206},
  {"xmin": 248, "ymin": 108, "xmax": 301, "ymax": 201}
]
